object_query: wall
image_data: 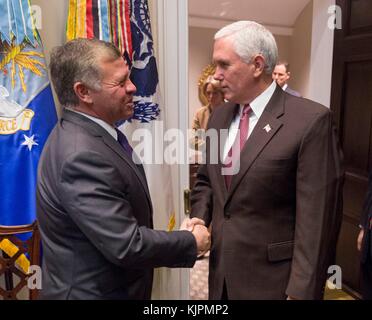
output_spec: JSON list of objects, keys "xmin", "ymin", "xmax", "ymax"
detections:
[
  {"xmin": 275, "ymin": 35, "xmax": 292, "ymax": 63},
  {"xmin": 188, "ymin": 26, "xmax": 217, "ymax": 126},
  {"xmin": 32, "ymin": 0, "xmax": 68, "ymax": 63},
  {"xmin": 188, "ymin": 26, "xmax": 292, "ymax": 126},
  {"xmin": 308, "ymin": 0, "xmax": 335, "ymax": 107},
  {"xmin": 32, "ymin": 0, "xmax": 69, "ymax": 114},
  {"xmin": 289, "ymin": 0, "xmax": 313, "ymax": 98}
]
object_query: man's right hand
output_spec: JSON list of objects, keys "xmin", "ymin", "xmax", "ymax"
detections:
[
  {"xmin": 192, "ymin": 224, "xmax": 210, "ymax": 254},
  {"xmin": 180, "ymin": 217, "xmax": 205, "ymax": 232}
]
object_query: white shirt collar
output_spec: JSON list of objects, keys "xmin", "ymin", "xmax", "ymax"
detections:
[
  {"xmin": 239, "ymin": 80, "xmax": 277, "ymax": 119},
  {"xmin": 282, "ymin": 83, "xmax": 288, "ymax": 91},
  {"xmin": 66, "ymin": 108, "xmax": 118, "ymax": 140}
]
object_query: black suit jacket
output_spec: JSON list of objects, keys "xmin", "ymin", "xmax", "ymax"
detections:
[
  {"xmin": 36, "ymin": 109, "xmax": 196, "ymax": 299},
  {"xmin": 191, "ymin": 85, "xmax": 344, "ymax": 300}
]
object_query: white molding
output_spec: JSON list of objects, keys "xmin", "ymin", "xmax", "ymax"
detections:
[
  {"xmin": 156, "ymin": 0, "xmax": 190, "ymax": 300},
  {"xmin": 177, "ymin": 1, "xmax": 190, "ymax": 299},
  {"xmin": 189, "ymin": 15, "xmax": 294, "ymax": 36}
]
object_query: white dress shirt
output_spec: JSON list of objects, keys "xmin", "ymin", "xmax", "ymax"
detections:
[
  {"xmin": 67, "ymin": 108, "xmax": 118, "ymax": 140},
  {"xmin": 223, "ymin": 81, "xmax": 277, "ymax": 161}
]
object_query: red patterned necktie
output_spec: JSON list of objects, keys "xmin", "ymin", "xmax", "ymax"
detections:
[{"xmin": 224, "ymin": 104, "xmax": 251, "ymax": 189}]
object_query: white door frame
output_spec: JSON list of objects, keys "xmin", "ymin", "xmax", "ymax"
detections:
[{"xmin": 155, "ymin": 0, "xmax": 190, "ymax": 300}]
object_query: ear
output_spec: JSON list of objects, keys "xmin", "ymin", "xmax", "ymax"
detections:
[
  {"xmin": 73, "ymin": 82, "xmax": 94, "ymax": 104},
  {"xmin": 252, "ymin": 55, "xmax": 265, "ymax": 78},
  {"xmin": 286, "ymin": 71, "xmax": 291, "ymax": 80}
]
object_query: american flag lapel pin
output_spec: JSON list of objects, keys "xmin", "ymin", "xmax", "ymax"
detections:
[{"xmin": 263, "ymin": 124, "xmax": 272, "ymax": 133}]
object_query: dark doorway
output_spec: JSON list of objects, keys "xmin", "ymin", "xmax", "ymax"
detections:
[{"xmin": 331, "ymin": 0, "xmax": 372, "ymax": 298}]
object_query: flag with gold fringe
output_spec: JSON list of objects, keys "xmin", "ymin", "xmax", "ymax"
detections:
[
  {"xmin": 0, "ymin": 0, "xmax": 57, "ymax": 272},
  {"xmin": 0, "ymin": 0, "xmax": 57, "ymax": 227},
  {"xmin": 66, "ymin": 0, "xmax": 177, "ymax": 299}
]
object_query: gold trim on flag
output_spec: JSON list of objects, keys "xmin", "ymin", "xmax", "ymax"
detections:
[
  {"xmin": 0, "ymin": 109, "xmax": 35, "ymax": 135},
  {"xmin": 0, "ymin": 239, "xmax": 30, "ymax": 274}
]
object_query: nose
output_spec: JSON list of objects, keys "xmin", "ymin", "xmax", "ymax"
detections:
[
  {"xmin": 214, "ymin": 67, "xmax": 223, "ymax": 81},
  {"xmin": 127, "ymin": 80, "xmax": 137, "ymax": 94}
]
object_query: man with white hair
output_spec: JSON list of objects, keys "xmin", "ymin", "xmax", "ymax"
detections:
[{"xmin": 190, "ymin": 21, "xmax": 344, "ymax": 300}]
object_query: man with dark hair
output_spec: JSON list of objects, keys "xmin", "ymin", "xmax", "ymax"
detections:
[
  {"xmin": 272, "ymin": 61, "xmax": 301, "ymax": 97},
  {"xmin": 37, "ymin": 38, "xmax": 210, "ymax": 300}
]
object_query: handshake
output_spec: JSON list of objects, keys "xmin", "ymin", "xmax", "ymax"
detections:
[{"xmin": 180, "ymin": 217, "xmax": 210, "ymax": 256}]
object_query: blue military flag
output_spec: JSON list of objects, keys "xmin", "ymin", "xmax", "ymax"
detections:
[{"xmin": 0, "ymin": 0, "xmax": 57, "ymax": 226}]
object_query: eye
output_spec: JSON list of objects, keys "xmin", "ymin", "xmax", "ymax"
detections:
[
  {"xmin": 118, "ymin": 79, "xmax": 128, "ymax": 87},
  {"xmin": 220, "ymin": 61, "xmax": 230, "ymax": 69}
]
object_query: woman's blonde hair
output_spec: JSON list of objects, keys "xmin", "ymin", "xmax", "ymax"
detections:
[{"xmin": 202, "ymin": 75, "xmax": 222, "ymax": 96}]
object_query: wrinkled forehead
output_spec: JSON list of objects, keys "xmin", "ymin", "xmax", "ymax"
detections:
[{"xmin": 99, "ymin": 56, "xmax": 129, "ymax": 78}]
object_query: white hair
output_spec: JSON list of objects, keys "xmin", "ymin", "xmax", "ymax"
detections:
[{"xmin": 215, "ymin": 21, "xmax": 278, "ymax": 75}]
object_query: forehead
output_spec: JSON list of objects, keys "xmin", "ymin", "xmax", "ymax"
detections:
[
  {"xmin": 100, "ymin": 57, "xmax": 128, "ymax": 79},
  {"xmin": 213, "ymin": 37, "xmax": 239, "ymax": 62},
  {"xmin": 274, "ymin": 64, "xmax": 287, "ymax": 73}
]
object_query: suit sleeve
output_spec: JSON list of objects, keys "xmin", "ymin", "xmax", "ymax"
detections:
[
  {"xmin": 58, "ymin": 151, "xmax": 197, "ymax": 269},
  {"xmin": 190, "ymin": 163, "xmax": 213, "ymax": 226},
  {"xmin": 190, "ymin": 110, "xmax": 215, "ymax": 226},
  {"xmin": 286, "ymin": 110, "xmax": 344, "ymax": 300}
]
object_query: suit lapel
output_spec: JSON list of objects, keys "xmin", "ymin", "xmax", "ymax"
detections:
[
  {"xmin": 62, "ymin": 109, "xmax": 153, "ymax": 207},
  {"xmin": 101, "ymin": 134, "xmax": 152, "ymax": 202},
  {"xmin": 226, "ymin": 86, "xmax": 285, "ymax": 203}
]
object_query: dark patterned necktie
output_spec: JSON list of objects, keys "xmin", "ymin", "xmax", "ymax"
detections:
[
  {"xmin": 224, "ymin": 104, "xmax": 252, "ymax": 189},
  {"xmin": 115, "ymin": 128, "xmax": 133, "ymax": 157}
]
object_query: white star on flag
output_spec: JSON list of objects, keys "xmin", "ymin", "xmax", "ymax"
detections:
[{"xmin": 21, "ymin": 134, "xmax": 38, "ymax": 151}]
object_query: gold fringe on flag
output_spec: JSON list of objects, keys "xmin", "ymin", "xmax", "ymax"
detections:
[
  {"xmin": 66, "ymin": 0, "xmax": 77, "ymax": 41},
  {"xmin": 76, "ymin": 0, "xmax": 87, "ymax": 38},
  {"xmin": 0, "ymin": 239, "xmax": 30, "ymax": 274}
]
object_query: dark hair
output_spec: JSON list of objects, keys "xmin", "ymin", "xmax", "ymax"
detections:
[
  {"xmin": 277, "ymin": 61, "xmax": 290, "ymax": 73},
  {"xmin": 49, "ymin": 38, "xmax": 121, "ymax": 106}
]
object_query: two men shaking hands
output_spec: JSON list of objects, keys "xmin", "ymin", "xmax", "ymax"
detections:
[{"xmin": 180, "ymin": 217, "xmax": 210, "ymax": 256}]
